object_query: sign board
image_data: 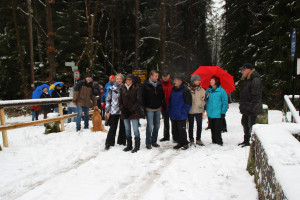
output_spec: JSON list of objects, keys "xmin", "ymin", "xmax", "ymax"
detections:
[
  {"xmin": 132, "ymin": 70, "xmax": 147, "ymax": 84},
  {"xmin": 291, "ymin": 28, "xmax": 296, "ymax": 61},
  {"xmin": 72, "ymin": 66, "xmax": 78, "ymax": 71},
  {"xmin": 65, "ymin": 61, "xmax": 75, "ymax": 67},
  {"xmin": 297, "ymin": 58, "xmax": 300, "ymax": 75},
  {"xmin": 74, "ymin": 70, "xmax": 80, "ymax": 80}
]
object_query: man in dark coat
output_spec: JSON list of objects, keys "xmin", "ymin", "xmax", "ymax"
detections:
[
  {"xmin": 160, "ymin": 70, "xmax": 174, "ymax": 142},
  {"xmin": 142, "ymin": 70, "xmax": 166, "ymax": 149},
  {"xmin": 168, "ymin": 73, "xmax": 192, "ymax": 150},
  {"xmin": 51, "ymin": 85, "xmax": 62, "ymax": 112},
  {"xmin": 239, "ymin": 63, "xmax": 262, "ymax": 147}
]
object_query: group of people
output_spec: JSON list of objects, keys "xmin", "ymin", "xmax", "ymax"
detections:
[{"xmin": 72, "ymin": 63, "xmax": 262, "ymax": 153}]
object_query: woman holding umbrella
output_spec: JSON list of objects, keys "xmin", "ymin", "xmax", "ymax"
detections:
[{"xmin": 205, "ymin": 76, "xmax": 228, "ymax": 146}]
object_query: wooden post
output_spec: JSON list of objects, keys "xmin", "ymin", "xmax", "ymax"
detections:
[
  {"xmin": 58, "ymin": 103, "xmax": 65, "ymax": 132},
  {"xmin": 0, "ymin": 108, "xmax": 8, "ymax": 147}
]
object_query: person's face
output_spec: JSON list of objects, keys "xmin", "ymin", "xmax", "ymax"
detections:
[
  {"xmin": 193, "ymin": 80, "xmax": 201, "ymax": 86},
  {"xmin": 241, "ymin": 68, "xmax": 251, "ymax": 77},
  {"xmin": 162, "ymin": 74, "xmax": 170, "ymax": 82},
  {"xmin": 150, "ymin": 73, "xmax": 159, "ymax": 82},
  {"xmin": 116, "ymin": 76, "xmax": 123, "ymax": 85},
  {"xmin": 210, "ymin": 78, "xmax": 216, "ymax": 87},
  {"xmin": 86, "ymin": 77, "xmax": 92, "ymax": 83},
  {"xmin": 126, "ymin": 78, "xmax": 132, "ymax": 85},
  {"xmin": 43, "ymin": 88, "xmax": 48, "ymax": 93},
  {"xmin": 109, "ymin": 77, "xmax": 114, "ymax": 83},
  {"xmin": 174, "ymin": 78, "xmax": 182, "ymax": 88}
]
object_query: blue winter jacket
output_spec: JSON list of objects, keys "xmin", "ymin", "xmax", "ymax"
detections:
[
  {"xmin": 101, "ymin": 81, "xmax": 114, "ymax": 103},
  {"xmin": 205, "ymin": 85, "xmax": 228, "ymax": 119},
  {"xmin": 168, "ymin": 84, "xmax": 192, "ymax": 120}
]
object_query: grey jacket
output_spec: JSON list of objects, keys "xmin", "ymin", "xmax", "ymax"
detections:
[{"xmin": 106, "ymin": 82, "xmax": 122, "ymax": 115}]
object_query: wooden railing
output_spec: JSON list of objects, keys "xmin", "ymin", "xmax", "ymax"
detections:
[
  {"xmin": 282, "ymin": 95, "xmax": 300, "ymax": 124},
  {"xmin": 0, "ymin": 97, "xmax": 94, "ymax": 148}
]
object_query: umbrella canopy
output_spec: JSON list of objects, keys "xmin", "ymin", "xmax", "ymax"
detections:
[
  {"xmin": 191, "ymin": 66, "xmax": 235, "ymax": 94},
  {"xmin": 32, "ymin": 84, "xmax": 50, "ymax": 99},
  {"xmin": 49, "ymin": 82, "xmax": 64, "ymax": 95}
]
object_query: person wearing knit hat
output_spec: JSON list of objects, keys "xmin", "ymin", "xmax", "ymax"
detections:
[
  {"xmin": 168, "ymin": 73, "xmax": 192, "ymax": 150},
  {"xmin": 101, "ymin": 75, "xmax": 115, "ymax": 126},
  {"xmin": 188, "ymin": 74, "xmax": 206, "ymax": 146}
]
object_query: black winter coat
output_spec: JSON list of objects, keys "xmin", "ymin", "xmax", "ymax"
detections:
[
  {"xmin": 40, "ymin": 92, "xmax": 52, "ymax": 112},
  {"xmin": 119, "ymin": 84, "xmax": 142, "ymax": 120},
  {"xmin": 239, "ymin": 69, "xmax": 262, "ymax": 116},
  {"xmin": 142, "ymin": 79, "xmax": 166, "ymax": 111}
]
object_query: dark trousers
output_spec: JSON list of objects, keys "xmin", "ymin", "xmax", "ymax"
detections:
[
  {"xmin": 163, "ymin": 112, "xmax": 170, "ymax": 139},
  {"xmin": 241, "ymin": 114, "xmax": 257, "ymax": 143},
  {"xmin": 171, "ymin": 120, "xmax": 188, "ymax": 145},
  {"xmin": 105, "ymin": 114, "xmax": 126, "ymax": 146},
  {"xmin": 209, "ymin": 118, "xmax": 223, "ymax": 145},
  {"xmin": 187, "ymin": 113, "xmax": 203, "ymax": 141}
]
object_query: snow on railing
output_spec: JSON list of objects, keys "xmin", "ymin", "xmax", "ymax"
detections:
[
  {"xmin": 283, "ymin": 95, "xmax": 300, "ymax": 124},
  {"xmin": 0, "ymin": 97, "xmax": 73, "ymax": 108}
]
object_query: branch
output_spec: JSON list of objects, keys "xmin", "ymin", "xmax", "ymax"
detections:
[{"xmin": 38, "ymin": 0, "xmax": 46, "ymax": 7}]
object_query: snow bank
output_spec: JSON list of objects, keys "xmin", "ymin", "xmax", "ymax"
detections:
[{"xmin": 250, "ymin": 123, "xmax": 300, "ymax": 200}]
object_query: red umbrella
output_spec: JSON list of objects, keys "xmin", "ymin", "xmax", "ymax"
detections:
[{"xmin": 191, "ymin": 66, "xmax": 235, "ymax": 94}]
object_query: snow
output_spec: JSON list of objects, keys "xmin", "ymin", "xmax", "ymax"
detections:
[
  {"xmin": 253, "ymin": 123, "xmax": 300, "ymax": 200},
  {"xmin": 0, "ymin": 103, "xmax": 263, "ymax": 199},
  {"xmin": 284, "ymin": 95, "xmax": 300, "ymax": 123}
]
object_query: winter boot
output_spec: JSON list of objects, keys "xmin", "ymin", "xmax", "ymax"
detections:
[
  {"xmin": 196, "ymin": 140, "xmax": 204, "ymax": 146},
  {"xmin": 173, "ymin": 144, "xmax": 182, "ymax": 149},
  {"xmin": 181, "ymin": 145, "xmax": 189, "ymax": 150},
  {"xmin": 131, "ymin": 139, "xmax": 140, "ymax": 153},
  {"xmin": 189, "ymin": 139, "xmax": 195, "ymax": 147},
  {"xmin": 123, "ymin": 139, "xmax": 133, "ymax": 152}
]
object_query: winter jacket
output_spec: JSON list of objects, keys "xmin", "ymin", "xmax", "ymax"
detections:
[
  {"xmin": 239, "ymin": 69, "xmax": 262, "ymax": 116},
  {"xmin": 119, "ymin": 84, "xmax": 142, "ymax": 120},
  {"xmin": 188, "ymin": 85, "xmax": 206, "ymax": 114},
  {"xmin": 142, "ymin": 79, "xmax": 166, "ymax": 111},
  {"xmin": 168, "ymin": 84, "xmax": 192, "ymax": 120},
  {"xmin": 162, "ymin": 78, "xmax": 174, "ymax": 110},
  {"xmin": 30, "ymin": 105, "xmax": 41, "ymax": 111},
  {"xmin": 40, "ymin": 92, "xmax": 52, "ymax": 111},
  {"xmin": 51, "ymin": 88, "xmax": 62, "ymax": 108},
  {"xmin": 205, "ymin": 85, "xmax": 228, "ymax": 119},
  {"xmin": 106, "ymin": 82, "xmax": 122, "ymax": 115},
  {"xmin": 73, "ymin": 80, "xmax": 97, "ymax": 107},
  {"xmin": 101, "ymin": 81, "xmax": 114, "ymax": 103}
]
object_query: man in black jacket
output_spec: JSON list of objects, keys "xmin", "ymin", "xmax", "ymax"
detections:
[
  {"xmin": 239, "ymin": 63, "xmax": 262, "ymax": 147},
  {"xmin": 143, "ymin": 70, "xmax": 166, "ymax": 149}
]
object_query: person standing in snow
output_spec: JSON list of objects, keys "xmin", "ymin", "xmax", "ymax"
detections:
[
  {"xmin": 101, "ymin": 75, "xmax": 115, "ymax": 126},
  {"xmin": 238, "ymin": 63, "xmax": 262, "ymax": 147},
  {"xmin": 188, "ymin": 74, "xmax": 206, "ymax": 146},
  {"xmin": 40, "ymin": 87, "xmax": 52, "ymax": 119},
  {"xmin": 51, "ymin": 84, "xmax": 62, "ymax": 113},
  {"xmin": 168, "ymin": 73, "xmax": 192, "ymax": 150},
  {"xmin": 159, "ymin": 70, "xmax": 174, "ymax": 142},
  {"xmin": 73, "ymin": 74, "xmax": 98, "ymax": 132},
  {"xmin": 205, "ymin": 76, "xmax": 228, "ymax": 146},
  {"xmin": 119, "ymin": 74, "xmax": 142, "ymax": 153},
  {"xmin": 142, "ymin": 70, "xmax": 166, "ymax": 149},
  {"xmin": 67, "ymin": 83, "xmax": 78, "ymax": 123},
  {"xmin": 104, "ymin": 74, "xmax": 126, "ymax": 150}
]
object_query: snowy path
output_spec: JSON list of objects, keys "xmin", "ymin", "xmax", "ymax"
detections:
[{"xmin": 0, "ymin": 103, "xmax": 262, "ymax": 200}]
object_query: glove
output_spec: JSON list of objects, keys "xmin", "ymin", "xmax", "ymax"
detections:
[
  {"xmin": 123, "ymin": 109, "xmax": 131, "ymax": 118},
  {"xmin": 221, "ymin": 114, "xmax": 225, "ymax": 118}
]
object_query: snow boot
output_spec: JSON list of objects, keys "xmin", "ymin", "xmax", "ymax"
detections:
[
  {"xmin": 123, "ymin": 139, "xmax": 132, "ymax": 152},
  {"xmin": 196, "ymin": 140, "xmax": 204, "ymax": 146},
  {"xmin": 131, "ymin": 139, "xmax": 140, "ymax": 153},
  {"xmin": 189, "ymin": 139, "xmax": 195, "ymax": 147},
  {"xmin": 181, "ymin": 145, "xmax": 189, "ymax": 150},
  {"xmin": 173, "ymin": 144, "xmax": 182, "ymax": 149}
]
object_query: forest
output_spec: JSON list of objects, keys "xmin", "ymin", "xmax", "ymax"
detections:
[{"xmin": 0, "ymin": 0, "xmax": 299, "ymax": 109}]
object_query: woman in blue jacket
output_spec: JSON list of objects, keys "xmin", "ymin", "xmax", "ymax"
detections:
[{"xmin": 205, "ymin": 76, "xmax": 228, "ymax": 145}]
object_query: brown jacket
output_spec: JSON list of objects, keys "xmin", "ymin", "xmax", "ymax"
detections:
[
  {"xmin": 119, "ymin": 84, "xmax": 142, "ymax": 120},
  {"xmin": 188, "ymin": 86, "xmax": 206, "ymax": 114},
  {"xmin": 73, "ymin": 80, "xmax": 97, "ymax": 107}
]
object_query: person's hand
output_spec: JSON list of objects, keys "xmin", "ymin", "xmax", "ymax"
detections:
[
  {"xmin": 106, "ymin": 113, "xmax": 110, "ymax": 118},
  {"xmin": 221, "ymin": 114, "xmax": 225, "ymax": 118},
  {"xmin": 123, "ymin": 109, "xmax": 131, "ymax": 118}
]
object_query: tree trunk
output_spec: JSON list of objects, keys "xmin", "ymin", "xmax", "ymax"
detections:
[
  {"xmin": 135, "ymin": 0, "xmax": 140, "ymax": 70},
  {"xmin": 27, "ymin": 0, "xmax": 35, "ymax": 89},
  {"xmin": 116, "ymin": 3, "xmax": 121, "ymax": 71},
  {"xmin": 110, "ymin": 9, "xmax": 115, "ymax": 71},
  {"xmin": 160, "ymin": 0, "xmax": 166, "ymax": 71},
  {"xmin": 11, "ymin": 0, "xmax": 29, "ymax": 98},
  {"xmin": 45, "ymin": 0, "xmax": 57, "ymax": 82}
]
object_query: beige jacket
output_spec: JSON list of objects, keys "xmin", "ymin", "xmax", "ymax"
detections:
[{"xmin": 188, "ymin": 86, "xmax": 206, "ymax": 114}]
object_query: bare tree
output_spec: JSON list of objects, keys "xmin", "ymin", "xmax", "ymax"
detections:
[
  {"xmin": 160, "ymin": 0, "xmax": 166, "ymax": 71},
  {"xmin": 135, "ymin": 0, "xmax": 140, "ymax": 70},
  {"xmin": 27, "ymin": 0, "xmax": 35, "ymax": 89}
]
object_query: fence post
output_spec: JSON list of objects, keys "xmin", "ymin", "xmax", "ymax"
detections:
[
  {"xmin": 58, "ymin": 103, "xmax": 65, "ymax": 132},
  {"xmin": 0, "ymin": 108, "xmax": 8, "ymax": 147}
]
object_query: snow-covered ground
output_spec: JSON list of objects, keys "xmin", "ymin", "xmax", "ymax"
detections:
[{"xmin": 1, "ymin": 103, "xmax": 285, "ymax": 200}]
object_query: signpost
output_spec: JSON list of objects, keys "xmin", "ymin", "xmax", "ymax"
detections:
[
  {"xmin": 65, "ymin": 61, "xmax": 79, "ymax": 85},
  {"xmin": 132, "ymin": 70, "xmax": 147, "ymax": 84}
]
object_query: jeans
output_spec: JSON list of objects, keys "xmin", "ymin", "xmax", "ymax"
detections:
[
  {"xmin": 145, "ymin": 110, "xmax": 161, "ymax": 145},
  {"xmin": 31, "ymin": 110, "xmax": 39, "ymax": 121},
  {"xmin": 187, "ymin": 113, "xmax": 203, "ymax": 141},
  {"xmin": 67, "ymin": 107, "xmax": 78, "ymax": 123},
  {"xmin": 123, "ymin": 119, "xmax": 140, "ymax": 140},
  {"xmin": 76, "ymin": 106, "xmax": 89, "ymax": 130}
]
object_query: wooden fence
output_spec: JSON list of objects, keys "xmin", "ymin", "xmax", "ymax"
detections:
[{"xmin": 0, "ymin": 97, "xmax": 94, "ymax": 148}]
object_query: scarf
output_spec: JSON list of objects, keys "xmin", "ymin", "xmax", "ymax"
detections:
[{"xmin": 149, "ymin": 78, "xmax": 158, "ymax": 88}]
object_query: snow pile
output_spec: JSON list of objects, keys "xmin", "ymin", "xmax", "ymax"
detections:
[{"xmin": 253, "ymin": 123, "xmax": 300, "ymax": 200}]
